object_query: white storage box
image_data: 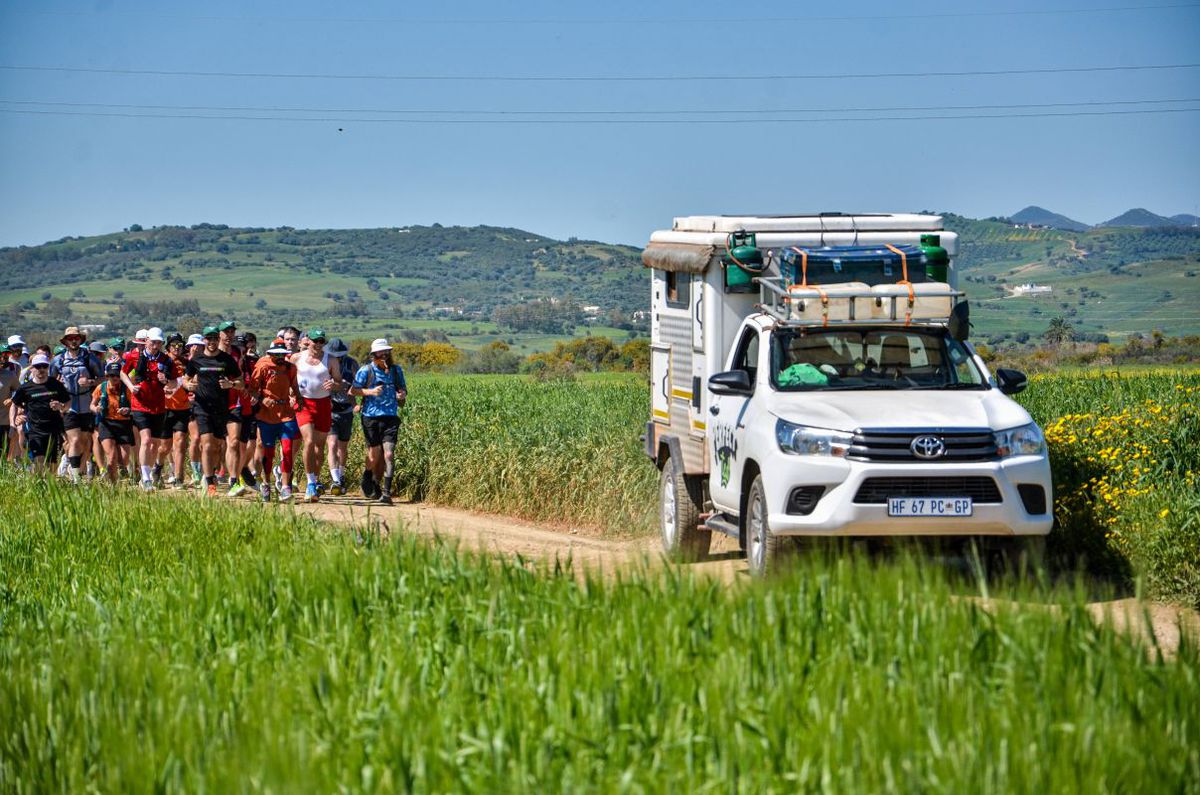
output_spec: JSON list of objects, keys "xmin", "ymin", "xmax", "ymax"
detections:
[
  {"xmin": 785, "ymin": 282, "xmax": 869, "ymax": 323},
  {"xmin": 861, "ymin": 282, "xmax": 957, "ymax": 321}
]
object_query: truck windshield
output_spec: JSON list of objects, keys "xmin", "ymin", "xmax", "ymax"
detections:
[{"xmin": 770, "ymin": 328, "xmax": 987, "ymax": 391}]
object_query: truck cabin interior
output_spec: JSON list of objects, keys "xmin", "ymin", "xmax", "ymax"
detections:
[{"xmin": 773, "ymin": 329, "xmax": 983, "ymax": 389}]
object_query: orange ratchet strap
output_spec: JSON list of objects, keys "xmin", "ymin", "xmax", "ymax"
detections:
[
  {"xmin": 885, "ymin": 244, "xmax": 916, "ymax": 326},
  {"xmin": 787, "ymin": 247, "xmax": 831, "ymax": 326}
]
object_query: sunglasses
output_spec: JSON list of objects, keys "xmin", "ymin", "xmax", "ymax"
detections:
[
  {"xmin": 32, "ymin": 364, "xmax": 49, "ymax": 370},
  {"xmin": 64, "ymin": 336, "xmax": 83, "ymax": 342}
]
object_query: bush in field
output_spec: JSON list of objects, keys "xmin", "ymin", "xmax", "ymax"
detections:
[{"xmin": 1019, "ymin": 372, "xmax": 1200, "ymax": 606}]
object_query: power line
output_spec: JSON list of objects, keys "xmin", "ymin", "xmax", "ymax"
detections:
[
  {"xmin": 2, "ymin": 106, "xmax": 1197, "ymax": 124},
  {"xmin": 9, "ymin": 2, "xmax": 1200, "ymax": 24},
  {"xmin": 2, "ymin": 62, "xmax": 1198, "ymax": 83},
  {"xmin": 2, "ymin": 97, "xmax": 1196, "ymax": 116}
]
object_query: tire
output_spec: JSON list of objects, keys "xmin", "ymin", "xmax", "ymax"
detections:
[
  {"xmin": 745, "ymin": 475, "xmax": 789, "ymax": 578},
  {"xmin": 659, "ymin": 456, "xmax": 710, "ymax": 561}
]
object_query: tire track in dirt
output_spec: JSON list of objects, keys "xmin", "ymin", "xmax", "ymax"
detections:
[{"xmin": 285, "ymin": 497, "xmax": 1196, "ymax": 656}]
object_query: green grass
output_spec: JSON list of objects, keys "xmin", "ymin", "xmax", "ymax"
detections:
[{"xmin": 1, "ymin": 474, "xmax": 1197, "ymax": 791}]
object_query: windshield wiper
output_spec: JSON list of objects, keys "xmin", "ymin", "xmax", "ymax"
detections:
[{"xmin": 911, "ymin": 383, "xmax": 987, "ymax": 390}]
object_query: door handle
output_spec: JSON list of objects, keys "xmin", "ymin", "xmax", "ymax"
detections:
[{"xmin": 709, "ymin": 405, "xmax": 719, "ymax": 415}]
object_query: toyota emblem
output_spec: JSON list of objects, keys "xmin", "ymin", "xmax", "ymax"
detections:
[{"xmin": 910, "ymin": 435, "xmax": 946, "ymax": 459}]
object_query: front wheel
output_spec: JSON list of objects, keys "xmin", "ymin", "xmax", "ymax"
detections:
[
  {"xmin": 660, "ymin": 456, "xmax": 710, "ymax": 561},
  {"xmin": 745, "ymin": 475, "xmax": 789, "ymax": 578}
]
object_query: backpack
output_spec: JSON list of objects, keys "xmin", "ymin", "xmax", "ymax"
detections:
[
  {"xmin": 134, "ymin": 350, "xmax": 171, "ymax": 384},
  {"xmin": 99, "ymin": 378, "xmax": 131, "ymax": 415}
]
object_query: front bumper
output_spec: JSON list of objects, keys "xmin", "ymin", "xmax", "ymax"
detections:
[{"xmin": 761, "ymin": 454, "xmax": 1053, "ymax": 537}]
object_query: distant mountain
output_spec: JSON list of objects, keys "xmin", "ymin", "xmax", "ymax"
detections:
[
  {"xmin": 1099, "ymin": 208, "xmax": 1179, "ymax": 228},
  {"xmin": 1009, "ymin": 205, "xmax": 1090, "ymax": 232},
  {"xmin": 1170, "ymin": 214, "xmax": 1200, "ymax": 227}
]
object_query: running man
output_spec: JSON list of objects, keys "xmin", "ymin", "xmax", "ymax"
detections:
[
  {"xmin": 91, "ymin": 361, "xmax": 135, "ymax": 483},
  {"xmin": 324, "ymin": 338, "xmax": 357, "ymax": 495},
  {"xmin": 11, "ymin": 353, "xmax": 70, "ymax": 472},
  {"xmin": 49, "ymin": 326, "xmax": 104, "ymax": 482},
  {"xmin": 350, "ymin": 339, "xmax": 407, "ymax": 505},
  {"xmin": 184, "ymin": 334, "xmax": 205, "ymax": 486},
  {"xmin": 122, "ymin": 327, "xmax": 180, "ymax": 491},
  {"xmin": 248, "ymin": 339, "xmax": 301, "ymax": 502},
  {"xmin": 290, "ymin": 328, "xmax": 342, "ymax": 503},
  {"xmin": 0, "ymin": 345, "xmax": 18, "ymax": 462},
  {"xmin": 184, "ymin": 326, "xmax": 242, "ymax": 497},
  {"xmin": 227, "ymin": 331, "xmax": 261, "ymax": 497},
  {"xmin": 162, "ymin": 333, "xmax": 193, "ymax": 489}
]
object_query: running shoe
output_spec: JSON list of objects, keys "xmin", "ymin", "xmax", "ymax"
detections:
[
  {"xmin": 228, "ymin": 479, "xmax": 247, "ymax": 498},
  {"xmin": 316, "ymin": 482, "xmax": 327, "ymax": 496},
  {"xmin": 305, "ymin": 482, "xmax": 319, "ymax": 503},
  {"xmin": 360, "ymin": 470, "xmax": 377, "ymax": 500},
  {"xmin": 279, "ymin": 486, "xmax": 293, "ymax": 503},
  {"xmin": 141, "ymin": 479, "xmax": 155, "ymax": 493},
  {"xmin": 260, "ymin": 482, "xmax": 271, "ymax": 503},
  {"xmin": 330, "ymin": 481, "xmax": 345, "ymax": 497},
  {"xmin": 205, "ymin": 483, "xmax": 218, "ymax": 498},
  {"xmin": 57, "ymin": 455, "xmax": 70, "ymax": 478},
  {"xmin": 377, "ymin": 492, "xmax": 393, "ymax": 506}
]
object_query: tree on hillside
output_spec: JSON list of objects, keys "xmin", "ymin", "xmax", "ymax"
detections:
[{"xmin": 1044, "ymin": 316, "xmax": 1075, "ymax": 347}]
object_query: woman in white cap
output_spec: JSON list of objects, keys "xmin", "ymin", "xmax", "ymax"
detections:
[
  {"xmin": 6, "ymin": 335, "xmax": 29, "ymax": 370},
  {"xmin": 290, "ymin": 327, "xmax": 343, "ymax": 503},
  {"xmin": 11, "ymin": 353, "xmax": 70, "ymax": 471},
  {"xmin": 350, "ymin": 339, "xmax": 407, "ymax": 505}
]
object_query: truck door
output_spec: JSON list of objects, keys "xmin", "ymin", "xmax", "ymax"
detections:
[
  {"xmin": 651, "ymin": 342, "xmax": 671, "ymax": 425},
  {"xmin": 689, "ymin": 274, "xmax": 705, "ymax": 439},
  {"xmin": 708, "ymin": 325, "xmax": 759, "ymax": 515}
]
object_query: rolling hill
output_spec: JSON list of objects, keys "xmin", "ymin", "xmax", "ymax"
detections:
[
  {"xmin": 1099, "ymin": 208, "xmax": 1182, "ymax": 228},
  {"xmin": 1009, "ymin": 206, "xmax": 1090, "ymax": 232},
  {"xmin": 2, "ymin": 215, "xmax": 1199, "ymax": 348}
]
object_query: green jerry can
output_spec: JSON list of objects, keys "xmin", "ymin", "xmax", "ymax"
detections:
[
  {"xmin": 921, "ymin": 234, "xmax": 950, "ymax": 283},
  {"xmin": 723, "ymin": 229, "xmax": 762, "ymax": 290}
]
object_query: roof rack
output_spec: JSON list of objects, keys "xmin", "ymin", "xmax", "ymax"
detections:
[{"xmin": 756, "ymin": 276, "xmax": 965, "ymax": 328}]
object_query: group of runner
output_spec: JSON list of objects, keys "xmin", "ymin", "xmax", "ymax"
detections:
[{"xmin": 0, "ymin": 324, "xmax": 408, "ymax": 504}]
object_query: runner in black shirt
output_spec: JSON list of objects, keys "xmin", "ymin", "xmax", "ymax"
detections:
[
  {"xmin": 11, "ymin": 353, "xmax": 70, "ymax": 470},
  {"xmin": 184, "ymin": 326, "xmax": 242, "ymax": 496}
]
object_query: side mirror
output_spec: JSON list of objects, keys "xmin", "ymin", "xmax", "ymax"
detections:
[
  {"xmin": 995, "ymin": 368, "xmax": 1028, "ymax": 396},
  {"xmin": 949, "ymin": 300, "xmax": 971, "ymax": 342},
  {"xmin": 709, "ymin": 370, "xmax": 753, "ymax": 396}
]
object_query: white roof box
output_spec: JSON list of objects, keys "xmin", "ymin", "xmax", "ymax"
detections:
[{"xmin": 672, "ymin": 213, "xmax": 943, "ymax": 234}]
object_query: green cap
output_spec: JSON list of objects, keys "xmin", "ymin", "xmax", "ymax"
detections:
[
  {"xmin": 202, "ymin": 325, "xmax": 220, "ymax": 337},
  {"xmin": 218, "ymin": 320, "xmax": 237, "ymax": 332},
  {"xmin": 307, "ymin": 327, "xmax": 326, "ymax": 340},
  {"xmin": 108, "ymin": 337, "xmax": 125, "ymax": 348}
]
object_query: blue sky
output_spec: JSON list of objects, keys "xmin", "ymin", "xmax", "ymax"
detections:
[{"xmin": 1, "ymin": 0, "xmax": 1198, "ymax": 247}]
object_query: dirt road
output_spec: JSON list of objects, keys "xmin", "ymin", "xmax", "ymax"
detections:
[{"xmin": 294, "ymin": 497, "xmax": 1197, "ymax": 656}]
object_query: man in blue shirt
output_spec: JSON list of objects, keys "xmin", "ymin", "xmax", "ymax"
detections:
[
  {"xmin": 49, "ymin": 325, "xmax": 104, "ymax": 481},
  {"xmin": 350, "ymin": 338, "xmax": 407, "ymax": 505}
]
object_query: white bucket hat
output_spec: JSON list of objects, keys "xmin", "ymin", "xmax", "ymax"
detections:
[
  {"xmin": 134, "ymin": 328, "xmax": 149, "ymax": 342},
  {"xmin": 7, "ymin": 334, "xmax": 26, "ymax": 348},
  {"xmin": 147, "ymin": 327, "xmax": 165, "ymax": 342},
  {"xmin": 186, "ymin": 334, "xmax": 205, "ymax": 346},
  {"xmin": 369, "ymin": 338, "xmax": 392, "ymax": 354}
]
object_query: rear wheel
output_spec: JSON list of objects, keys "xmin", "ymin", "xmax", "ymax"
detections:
[
  {"xmin": 745, "ymin": 475, "xmax": 789, "ymax": 578},
  {"xmin": 659, "ymin": 456, "xmax": 710, "ymax": 561}
]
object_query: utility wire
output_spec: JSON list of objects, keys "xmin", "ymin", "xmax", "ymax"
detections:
[
  {"xmin": 2, "ymin": 62, "xmax": 1198, "ymax": 83},
  {"xmin": 2, "ymin": 97, "xmax": 1196, "ymax": 116},
  {"xmin": 9, "ymin": 2, "xmax": 1200, "ymax": 24},
  {"xmin": 2, "ymin": 107, "xmax": 1197, "ymax": 124}
]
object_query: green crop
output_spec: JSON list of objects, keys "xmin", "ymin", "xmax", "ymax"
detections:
[{"xmin": 1, "ymin": 473, "xmax": 1197, "ymax": 792}]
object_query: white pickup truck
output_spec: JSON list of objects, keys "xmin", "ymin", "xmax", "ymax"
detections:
[{"xmin": 641, "ymin": 213, "xmax": 1052, "ymax": 576}]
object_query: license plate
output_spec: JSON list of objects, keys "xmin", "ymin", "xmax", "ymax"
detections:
[{"xmin": 888, "ymin": 497, "xmax": 973, "ymax": 517}]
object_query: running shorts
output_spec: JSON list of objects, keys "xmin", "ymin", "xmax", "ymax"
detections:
[
  {"xmin": 164, "ymin": 409, "xmax": 192, "ymax": 436},
  {"xmin": 132, "ymin": 411, "xmax": 169, "ymax": 439},
  {"xmin": 258, "ymin": 418, "xmax": 300, "ymax": 449},
  {"xmin": 26, "ymin": 425, "xmax": 62, "ymax": 461},
  {"xmin": 239, "ymin": 415, "xmax": 257, "ymax": 443},
  {"xmin": 193, "ymin": 405, "xmax": 229, "ymax": 439},
  {"xmin": 63, "ymin": 412, "xmax": 96, "ymax": 433},
  {"xmin": 331, "ymin": 409, "xmax": 355, "ymax": 443},
  {"xmin": 361, "ymin": 415, "xmax": 400, "ymax": 448},
  {"xmin": 296, "ymin": 396, "xmax": 332, "ymax": 433},
  {"xmin": 98, "ymin": 418, "xmax": 135, "ymax": 446}
]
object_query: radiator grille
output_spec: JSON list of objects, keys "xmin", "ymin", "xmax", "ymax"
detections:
[{"xmin": 848, "ymin": 428, "xmax": 998, "ymax": 463}]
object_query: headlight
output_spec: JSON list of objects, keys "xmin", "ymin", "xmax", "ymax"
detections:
[
  {"xmin": 994, "ymin": 423, "xmax": 1046, "ymax": 457},
  {"xmin": 775, "ymin": 419, "xmax": 852, "ymax": 456}
]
